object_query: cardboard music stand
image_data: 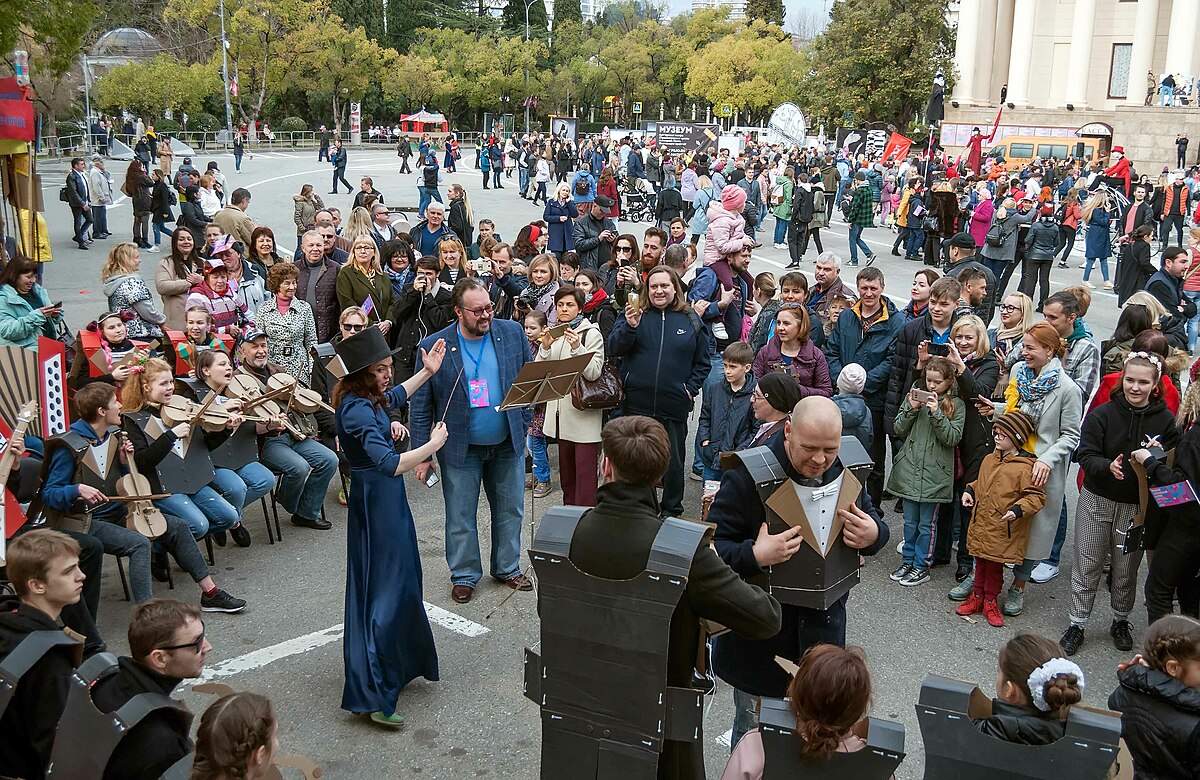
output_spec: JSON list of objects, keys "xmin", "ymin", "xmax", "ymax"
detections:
[{"xmin": 498, "ymin": 354, "xmax": 594, "ymax": 410}]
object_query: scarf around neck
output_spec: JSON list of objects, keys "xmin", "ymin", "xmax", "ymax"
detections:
[
  {"xmin": 582, "ymin": 288, "xmax": 609, "ymax": 313},
  {"xmin": 1016, "ymin": 361, "xmax": 1059, "ymax": 404},
  {"xmin": 519, "ymin": 279, "xmax": 556, "ymax": 310}
]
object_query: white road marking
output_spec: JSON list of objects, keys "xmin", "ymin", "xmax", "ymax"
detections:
[
  {"xmin": 715, "ymin": 729, "xmax": 732, "ymax": 747},
  {"xmin": 190, "ymin": 604, "xmax": 489, "ymax": 685}
]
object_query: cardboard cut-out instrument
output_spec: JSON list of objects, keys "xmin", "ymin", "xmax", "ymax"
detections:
[
  {"xmin": 524, "ymin": 505, "xmax": 709, "ymax": 778},
  {"xmin": 1128, "ymin": 444, "xmax": 1174, "ymax": 554},
  {"xmin": 723, "ymin": 436, "xmax": 873, "ymax": 610},
  {"xmin": 916, "ymin": 674, "xmax": 1124, "ymax": 780},
  {"xmin": 759, "ymin": 697, "xmax": 905, "ymax": 779},
  {"xmin": 164, "ymin": 328, "xmax": 232, "ymax": 376},
  {"xmin": 0, "ymin": 339, "xmax": 68, "ymax": 440},
  {"xmin": 499, "ymin": 353, "xmax": 593, "ymax": 411},
  {"xmin": 0, "ymin": 399, "xmax": 36, "ymax": 564},
  {"xmin": 116, "ymin": 431, "xmax": 169, "ymax": 539}
]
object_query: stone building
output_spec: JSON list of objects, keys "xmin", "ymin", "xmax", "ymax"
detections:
[{"xmin": 945, "ymin": 0, "xmax": 1200, "ymax": 171}]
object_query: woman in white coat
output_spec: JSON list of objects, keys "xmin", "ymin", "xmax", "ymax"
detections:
[
  {"xmin": 982, "ymin": 321, "xmax": 1082, "ymax": 619},
  {"xmin": 535, "ymin": 285, "xmax": 605, "ymax": 506}
]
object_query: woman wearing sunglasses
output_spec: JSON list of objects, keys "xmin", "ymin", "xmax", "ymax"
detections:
[{"xmin": 602, "ymin": 234, "xmax": 642, "ymax": 307}]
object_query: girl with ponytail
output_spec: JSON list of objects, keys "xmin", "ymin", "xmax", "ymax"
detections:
[
  {"xmin": 974, "ymin": 634, "xmax": 1084, "ymax": 745},
  {"xmin": 190, "ymin": 692, "xmax": 278, "ymax": 780}
]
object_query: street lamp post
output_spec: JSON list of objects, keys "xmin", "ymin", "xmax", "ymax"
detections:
[
  {"xmin": 524, "ymin": 0, "xmax": 539, "ymax": 134},
  {"xmin": 218, "ymin": 0, "xmax": 234, "ymax": 144}
]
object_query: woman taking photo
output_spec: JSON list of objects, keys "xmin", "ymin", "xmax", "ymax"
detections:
[
  {"xmin": 1060, "ymin": 352, "xmax": 1180, "ymax": 656},
  {"xmin": 292, "ymin": 184, "xmax": 325, "ymax": 240},
  {"xmin": 573, "ymin": 269, "xmax": 616, "ymax": 341},
  {"xmin": 149, "ymin": 168, "xmax": 174, "ymax": 250},
  {"xmin": 750, "ymin": 304, "xmax": 832, "ymax": 397},
  {"xmin": 944, "ymin": 315, "xmax": 1001, "ymax": 593},
  {"xmin": 122, "ymin": 161, "xmax": 154, "ymax": 251},
  {"xmin": 335, "ymin": 328, "xmax": 448, "ymax": 727},
  {"xmin": 980, "ymin": 322, "xmax": 1082, "ymax": 618},
  {"xmin": 987, "ymin": 291, "xmax": 1035, "ymax": 399},
  {"xmin": 0, "ymin": 255, "xmax": 61, "ymax": 348},
  {"xmin": 608, "ymin": 265, "xmax": 710, "ymax": 518},
  {"xmin": 101, "ymin": 242, "xmax": 166, "ymax": 339},
  {"xmin": 544, "ymin": 183, "xmax": 576, "ymax": 259},
  {"xmin": 257, "ymin": 263, "xmax": 318, "ymax": 385},
  {"xmin": 1081, "ymin": 190, "xmax": 1114, "ymax": 290},
  {"xmin": 155, "ymin": 227, "xmax": 203, "ymax": 331},
  {"xmin": 535, "ymin": 286, "xmax": 605, "ymax": 506},
  {"xmin": 336, "ymin": 235, "xmax": 395, "ymax": 338},
  {"xmin": 248, "ymin": 226, "xmax": 284, "ymax": 274}
]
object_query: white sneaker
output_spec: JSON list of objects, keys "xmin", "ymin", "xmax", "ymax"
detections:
[
  {"xmin": 1030, "ymin": 562, "xmax": 1059, "ymax": 583},
  {"xmin": 1082, "ymin": 280, "xmax": 1094, "ymax": 289},
  {"xmin": 896, "ymin": 539, "xmax": 904, "ymax": 554},
  {"xmin": 147, "ymin": 244, "xmax": 160, "ymax": 252},
  {"xmin": 773, "ymin": 243, "xmax": 786, "ymax": 250}
]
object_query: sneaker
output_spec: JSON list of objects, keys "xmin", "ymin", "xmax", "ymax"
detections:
[
  {"xmin": 983, "ymin": 598, "xmax": 1005, "ymax": 627},
  {"xmin": 146, "ymin": 244, "xmax": 160, "ymax": 252},
  {"xmin": 1103, "ymin": 281, "xmax": 1114, "ymax": 290},
  {"xmin": 532, "ymin": 481, "xmax": 552, "ymax": 498},
  {"xmin": 1030, "ymin": 562, "xmax": 1059, "ymax": 583},
  {"xmin": 954, "ymin": 562, "xmax": 974, "ymax": 582},
  {"xmin": 889, "ymin": 563, "xmax": 913, "ymax": 581},
  {"xmin": 865, "ymin": 254, "xmax": 876, "ymax": 266},
  {"xmin": 201, "ymin": 589, "xmax": 247, "ymax": 613},
  {"xmin": 1111, "ymin": 619, "xmax": 1134, "ymax": 651},
  {"xmin": 846, "ymin": 260, "xmax": 858, "ymax": 266},
  {"xmin": 370, "ymin": 711, "xmax": 405, "ymax": 728},
  {"xmin": 151, "ymin": 550, "xmax": 170, "ymax": 583},
  {"xmin": 1059, "ymin": 624, "xmax": 1085, "ymax": 655},
  {"xmin": 212, "ymin": 530, "xmax": 227, "ymax": 547},
  {"xmin": 1001, "ymin": 586, "xmax": 1024, "ymax": 616},
  {"xmin": 948, "ymin": 575, "xmax": 975, "ymax": 601},
  {"xmin": 1077, "ymin": 262, "xmax": 1087, "ymax": 269},
  {"xmin": 895, "ymin": 539, "xmax": 904, "ymax": 555},
  {"xmin": 773, "ymin": 242, "xmax": 786, "ymax": 250},
  {"xmin": 955, "ymin": 592, "xmax": 984, "ymax": 616},
  {"xmin": 1082, "ymin": 280, "xmax": 1095, "ymax": 289},
  {"xmin": 229, "ymin": 524, "xmax": 252, "ymax": 548},
  {"xmin": 525, "ymin": 475, "xmax": 534, "ymax": 490},
  {"xmin": 900, "ymin": 567, "xmax": 930, "ymax": 587},
  {"xmin": 689, "ymin": 466, "xmax": 703, "ymax": 482},
  {"xmin": 338, "ymin": 487, "xmax": 348, "ymax": 506}
]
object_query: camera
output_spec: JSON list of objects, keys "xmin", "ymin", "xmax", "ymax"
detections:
[
  {"xmin": 472, "ymin": 258, "xmax": 491, "ymax": 276},
  {"xmin": 927, "ymin": 342, "xmax": 950, "ymax": 357}
]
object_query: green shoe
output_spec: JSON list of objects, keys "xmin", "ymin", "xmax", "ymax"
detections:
[
  {"xmin": 370, "ymin": 711, "xmax": 405, "ymax": 728},
  {"xmin": 338, "ymin": 488, "xmax": 348, "ymax": 506},
  {"xmin": 948, "ymin": 575, "xmax": 974, "ymax": 601},
  {"xmin": 1001, "ymin": 587, "xmax": 1024, "ymax": 617}
]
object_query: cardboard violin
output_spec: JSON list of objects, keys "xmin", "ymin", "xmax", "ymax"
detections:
[{"xmin": 116, "ymin": 432, "xmax": 169, "ymax": 539}]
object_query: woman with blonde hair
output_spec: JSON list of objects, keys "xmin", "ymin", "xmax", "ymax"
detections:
[
  {"xmin": 336, "ymin": 234, "xmax": 394, "ymax": 337},
  {"xmin": 101, "ymin": 242, "xmax": 166, "ymax": 339},
  {"xmin": 196, "ymin": 173, "xmax": 222, "ymax": 218},
  {"xmin": 292, "ymin": 183, "xmax": 325, "ymax": 239},
  {"xmin": 336, "ymin": 206, "xmax": 376, "ymax": 253},
  {"xmin": 1081, "ymin": 190, "xmax": 1114, "ymax": 289},
  {"xmin": 518, "ymin": 253, "xmax": 560, "ymax": 321},
  {"xmin": 436, "ymin": 236, "xmax": 470, "ymax": 286}
]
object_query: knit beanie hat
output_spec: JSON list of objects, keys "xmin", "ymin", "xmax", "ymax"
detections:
[
  {"xmin": 837, "ymin": 363, "xmax": 867, "ymax": 395},
  {"xmin": 993, "ymin": 410, "xmax": 1036, "ymax": 450},
  {"xmin": 721, "ymin": 184, "xmax": 747, "ymax": 213},
  {"xmin": 758, "ymin": 372, "xmax": 801, "ymax": 416}
]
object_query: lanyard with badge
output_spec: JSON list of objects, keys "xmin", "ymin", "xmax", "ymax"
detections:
[{"xmin": 460, "ymin": 327, "xmax": 491, "ymax": 408}]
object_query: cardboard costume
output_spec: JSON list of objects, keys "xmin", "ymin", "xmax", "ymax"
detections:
[
  {"xmin": 722, "ymin": 436, "xmax": 873, "ymax": 610},
  {"xmin": 47, "ymin": 652, "xmax": 191, "ymax": 780},
  {"xmin": 176, "ymin": 377, "xmax": 258, "ymax": 470},
  {"xmin": 0, "ymin": 630, "xmax": 81, "ymax": 716},
  {"xmin": 165, "ymin": 328, "xmax": 232, "ymax": 376},
  {"xmin": 916, "ymin": 675, "xmax": 1123, "ymax": 780},
  {"xmin": 39, "ymin": 429, "xmax": 121, "ymax": 532},
  {"xmin": 122, "ymin": 409, "xmax": 218, "ymax": 495},
  {"xmin": 758, "ymin": 697, "xmax": 905, "ymax": 780},
  {"xmin": 524, "ymin": 506, "xmax": 708, "ymax": 779}
]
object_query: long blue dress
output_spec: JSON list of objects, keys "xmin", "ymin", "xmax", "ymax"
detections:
[{"xmin": 337, "ymin": 385, "xmax": 439, "ymax": 714}]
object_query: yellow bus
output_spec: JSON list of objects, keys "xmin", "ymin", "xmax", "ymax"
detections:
[{"xmin": 986, "ymin": 136, "xmax": 1102, "ymax": 167}]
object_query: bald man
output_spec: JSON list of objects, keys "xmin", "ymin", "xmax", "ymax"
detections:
[{"xmin": 708, "ymin": 395, "xmax": 889, "ymax": 748}]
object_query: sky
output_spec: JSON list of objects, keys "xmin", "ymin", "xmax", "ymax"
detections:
[{"xmin": 662, "ymin": 0, "xmax": 831, "ymax": 26}]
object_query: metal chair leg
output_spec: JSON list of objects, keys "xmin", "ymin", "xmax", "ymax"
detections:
[
  {"xmin": 204, "ymin": 534, "xmax": 215, "ymax": 566},
  {"xmin": 259, "ymin": 496, "xmax": 275, "ymax": 545},
  {"xmin": 115, "ymin": 555, "xmax": 130, "ymax": 602}
]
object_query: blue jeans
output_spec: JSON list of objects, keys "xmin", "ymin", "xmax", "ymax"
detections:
[
  {"xmin": 773, "ymin": 217, "xmax": 789, "ymax": 245},
  {"xmin": 1185, "ymin": 290, "xmax": 1200, "ymax": 351},
  {"xmin": 416, "ymin": 187, "xmax": 442, "ymax": 219},
  {"xmin": 693, "ymin": 354, "xmax": 724, "ymax": 472},
  {"xmin": 528, "ymin": 433, "xmax": 550, "ymax": 483},
  {"xmin": 905, "ymin": 227, "xmax": 925, "ymax": 258},
  {"xmin": 730, "ymin": 687, "xmax": 760, "ymax": 750},
  {"xmin": 1047, "ymin": 498, "xmax": 1068, "ymax": 567},
  {"xmin": 519, "ymin": 168, "xmax": 530, "ymax": 194},
  {"xmin": 211, "ymin": 463, "xmax": 275, "ymax": 513},
  {"xmin": 260, "ymin": 435, "xmax": 338, "ymax": 520},
  {"xmin": 903, "ymin": 500, "xmax": 937, "ymax": 569},
  {"xmin": 438, "ymin": 440, "xmax": 524, "ymax": 586},
  {"xmin": 492, "ymin": 169, "xmax": 502, "ymax": 188},
  {"xmin": 155, "ymin": 486, "xmax": 240, "ymax": 540},
  {"xmin": 1082, "ymin": 256, "xmax": 1109, "ymax": 282},
  {"xmin": 152, "ymin": 219, "xmax": 172, "ymax": 246},
  {"xmin": 848, "ymin": 224, "xmax": 874, "ymax": 263}
]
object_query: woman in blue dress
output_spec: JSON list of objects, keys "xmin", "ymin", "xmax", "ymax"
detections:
[{"xmin": 333, "ymin": 326, "xmax": 449, "ymax": 727}]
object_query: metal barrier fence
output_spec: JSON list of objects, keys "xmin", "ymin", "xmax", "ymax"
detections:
[{"xmin": 40, "ymin": 130, "xmax": 498, "ymax": 157}]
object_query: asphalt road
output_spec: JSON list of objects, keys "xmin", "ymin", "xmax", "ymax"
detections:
[{"xmin": 32, "ymin": 147, "xmax": 1136, "ymax": 779}]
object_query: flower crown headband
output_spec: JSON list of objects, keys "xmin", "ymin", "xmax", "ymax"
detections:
[{"xmin": 1125, "ymin": 350, "xmax": 1163, "ymax": 372}]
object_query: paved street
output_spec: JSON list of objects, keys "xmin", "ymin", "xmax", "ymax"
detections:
[{"xmin": 33, "ymin": 147, "xmax": 1135, "ymax": 779}]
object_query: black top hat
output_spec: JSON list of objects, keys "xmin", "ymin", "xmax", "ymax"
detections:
[{"xmin": 332, "ymin": 327, "xmax": 401, "ymax": 378}]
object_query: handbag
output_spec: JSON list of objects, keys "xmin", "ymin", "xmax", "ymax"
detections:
[
  {"xmin": 922, "ymin": 213, "xmax": 940, "ymax": 233},
  {"xmin": 571, "ymin": 360, "xmax": 624, "ymax": 411}
]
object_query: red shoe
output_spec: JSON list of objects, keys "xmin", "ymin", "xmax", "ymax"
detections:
[
  {"xmin": 983, "ymin": 598, "xmax": 1005, "ymax": 627},
  {"xmin": 955, "ymin": 592, "xmax": 984, "ymax": 616}
]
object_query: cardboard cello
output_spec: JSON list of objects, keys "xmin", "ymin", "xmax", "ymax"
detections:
[{"xmin": 0, "ymin": 400, "xmax": 36, "ymax": 565}]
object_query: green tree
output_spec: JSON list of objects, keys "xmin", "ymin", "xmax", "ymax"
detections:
[
  {"xmin": 386, "ymin": 0, "xmax": 480, "ymax": 51},
  {"xmin": 332, "ymin": 0, "xmax": 384, "ymax": 41},
  {"xmin": 798, "ymin": 0, "xmax": 953, "ymax": 130},
  {"xmin": 744, "ymin": 0, "xmax": 784, "ymax": 27},
  {"xmin": 94, "ymin": 54, "xmax": 220, "ymax": 118},
  {"xmin": 3, "ymin": 0, "xmax": 96, "ymax": 128},
  {"xmin": 684, "ymin": 20, "xmax": 803, "ymax": 124},
  {"xmin": 553, "ymin": 0, "xmax": 581, "ymax": 26},
  {"xmin": 501, "ymin": 0, "xmax": 549, "ymax": 39},
  {"xmin": 281, "ymin": 23, "xmax": 393, "ymax": 129}
]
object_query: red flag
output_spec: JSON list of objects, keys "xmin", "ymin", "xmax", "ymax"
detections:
[
  {"xmin": 229, "ymin": 76, "xmax": 238, "ymax": 97},
  {"xmin": 0, "ymin": 97, "xmax": 34, "ymax": 141},
  {"xmin": 880, "ymin": 132, "xmax": 912, "ymax": 165}
]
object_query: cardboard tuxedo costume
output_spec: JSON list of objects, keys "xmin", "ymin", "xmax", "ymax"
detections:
[
  {"xmin": 176, "ymin": 377, "xmax": 258, "ymax": 471},
  {"xmin": 122, "ymin": 408, "xmax": 222, "ymax": 496},
  {"xmin": 39, "ymin": 428, "xmax": 122, "ymax": 533},
  {"xmin": 758, "ymin": 697, "xmax": 905, "ymax": 779},
  {"xmin": 524, "ymin": 506, "xmax": 709, "ymax": 779}
]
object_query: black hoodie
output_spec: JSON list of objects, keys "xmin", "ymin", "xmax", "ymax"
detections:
[
  {"xmin": 90, "ymin": 656, "xmax": 193, "ymax": 780},
  {"xmin": 1108, "ymin": 664, "xmax": 1200, "ymax": 779},
  {"xmin": 1075, "ymin": 389, "xmax": 1180, "ymax": 504},
  {"xmin": 0, "ymin": 594, "xmax": 81, "ymax": 779}
]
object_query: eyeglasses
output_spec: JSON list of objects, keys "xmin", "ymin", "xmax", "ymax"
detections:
[
  {"xmin": 462, "ymin": 304, "xmax": 495, "ymax": 316},
  {"xmin": 998, "ymin": 304, "xmax": 1019, "ymax": 314},
  {"xmin": 343, "ymin": 323, "xmax": 366, "ymax": 332},
  {"xmin": 158, "ymin": 622, "xmax": 206, "ymax": 654}
]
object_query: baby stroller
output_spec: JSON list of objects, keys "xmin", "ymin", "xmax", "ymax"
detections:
[{"xmin": 623, "ymin": 185, "xmax": 654, "ymax": 223}]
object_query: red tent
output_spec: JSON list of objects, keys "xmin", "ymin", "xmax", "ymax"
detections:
[{"xmin": 399, "ymin": 110, "xmax": 449, "ymax": 135}]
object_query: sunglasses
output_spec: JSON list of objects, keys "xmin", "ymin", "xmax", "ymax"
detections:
[
  {"xmin": 343, "ymin": 323, "xmax": 366, "ymax": 332},
  {"xmin": 158, "ymin": 622, "xmax": 206, "ymax": 654},
  {"xmin": 616, "ymin": 246, "xmax": 634, "ymax": 254}
]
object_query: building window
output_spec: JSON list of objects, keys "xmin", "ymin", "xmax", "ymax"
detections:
[{"xmin": 1109, "ymin": 43, "xmax": 1133, "ymax": 99}]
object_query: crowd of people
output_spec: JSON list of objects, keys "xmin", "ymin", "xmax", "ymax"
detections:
[{"xmin": 5, "ymin": 122, "xmax": 1200, "ymax": 778}]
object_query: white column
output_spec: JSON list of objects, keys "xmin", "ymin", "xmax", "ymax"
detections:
[
  {"xmin": 952, "ymin": 0, "xmax": 981, "ymax": 103},
  {"xmin": 1165, "ymin": 0, "xmax": 1200, "ymax": 77},
  {"xmin": 973, "ymin": 0, "xmax": 998, "ymax": 104},
  {"xmin": 1125, "ymin": 0, "xmax": 1161, "ymax": 106},
  {"xmin": 1005, "ymin": 0, "xmax": 1037, "ymax": 106},
  {"xmin": 1063, "ymin": 0, "xmax": 1096, "ymax": 107},
  {"xmin": 991, "ymin": 0, "xmax": 1015, "ymax": 97}
]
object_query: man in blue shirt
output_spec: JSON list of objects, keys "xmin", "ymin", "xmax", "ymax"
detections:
[
  {"xmin": 410, "ymin": 278, "xmax": 533, "ymax": 605},
  {"xmin": 411, "ymin": 203, "xmax": 458, "ymax": 257}
]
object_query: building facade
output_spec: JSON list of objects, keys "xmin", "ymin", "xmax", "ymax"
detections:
[
  {"xmin": 691, "ymin": 0, "xmax": 747, "ymax": 22},
  {"xmin": 945, "ymin": 0, "xmax": 1200, "ymax": 171}
]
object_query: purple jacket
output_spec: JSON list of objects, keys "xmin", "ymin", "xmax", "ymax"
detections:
[{"xmin": 751, "ymin": 336, "xmax": 832, "ymax": 397}]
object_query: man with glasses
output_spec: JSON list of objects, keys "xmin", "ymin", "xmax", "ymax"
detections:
[
  {"xmin": 319, "ymin": 223, "xmax": 349, "ymax": 265},
  {"xmin": 371, "ymin": 204, "xmax": 396, "ymax": 243},
  {"xmin": 410, "ymin": 277, "xmax": 533, "ymax": 605},
  {"xmin": 89, "ymin": 599, "xmax": 210, "ymax": 779}
]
